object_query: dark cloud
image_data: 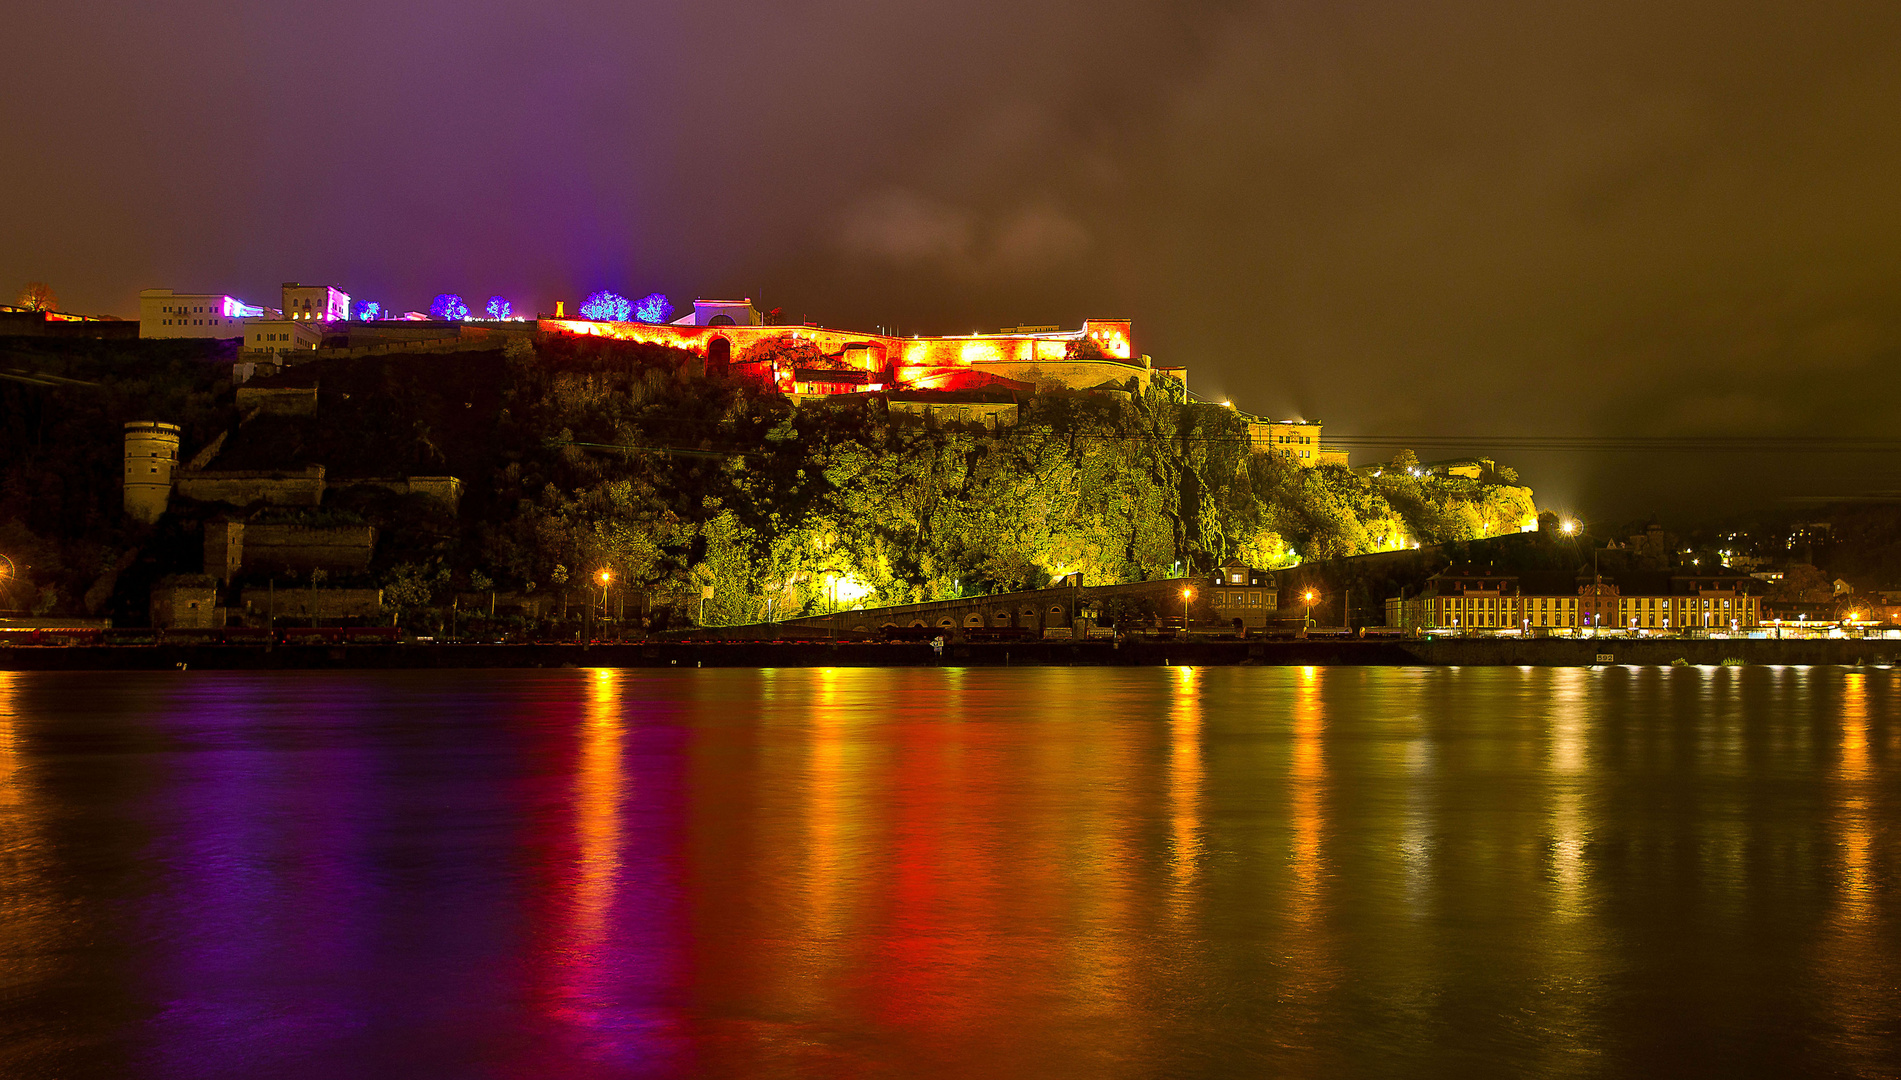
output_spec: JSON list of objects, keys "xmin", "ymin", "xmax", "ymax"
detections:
[{"xmin": 5, "ymin": 0, "xmax": 1899, "ymax": 520}]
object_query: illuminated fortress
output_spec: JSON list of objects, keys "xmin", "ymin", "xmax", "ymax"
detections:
[{"xmin": 540, "ymin": 299, "xmax": 1181, "ymax": 399}]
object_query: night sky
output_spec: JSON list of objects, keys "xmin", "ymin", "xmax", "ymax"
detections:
[{"xmin": 6, "ymin": 1, "xmax": 1900, "ymax": 523}]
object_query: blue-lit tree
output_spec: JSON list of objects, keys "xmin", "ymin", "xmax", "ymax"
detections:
[
  {"xmin": 579, "ymin": 290, "xmax": 631, "ymax": 321},
  {"xmin": 430, "ymin": 293, "xmax": 470, "ymax": 321},
  {"xmin": 358, "ymin": 301, "xmax": 382, "ymax": 321},
  {"xmin": 486, "ymin": 295, "xmax": 512, "ymax": 320},
  {"xmin": 633, "ymin": 292, "xmax": 673, "ymax": 324}
]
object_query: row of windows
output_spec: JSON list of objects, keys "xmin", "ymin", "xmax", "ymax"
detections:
[
  {"xmin": 1426, "ymin": 594, "xmax": 1757, "ymax": 628},
  {"xmin": 1214, "ymin": 590, "xmax": 1271, "ymax": 606},
  {"xmin": 160, "ymin": 319, "xmax": 225, "ymax": 325}
]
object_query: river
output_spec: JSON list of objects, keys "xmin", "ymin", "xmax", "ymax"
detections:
[{"xmin": 0, "ymin": 666, "xmax": 1894, "ymax": 1078}]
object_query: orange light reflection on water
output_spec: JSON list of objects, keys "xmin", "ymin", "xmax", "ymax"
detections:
[
  {"xmin": 570, "ymin": 668, "xmax": 625, "ymax": 981},
  {"xmin": 1818, "ymin": 671, "xmax": 1888, "ymax": 1075},
  {"xmin": 1289, "ymin": 666, "xmax": 1327, "ymax": 931},
  {"xmin": 1167, "ymin": 665, "xmax": 1203, "ymax": 921}
]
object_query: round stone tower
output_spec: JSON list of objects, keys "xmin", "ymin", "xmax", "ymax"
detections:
[{"xmin": 124, "ymin": 421, "xmax": 182, "ymax": 523}]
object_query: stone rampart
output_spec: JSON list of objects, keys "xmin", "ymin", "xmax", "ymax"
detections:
[
  {"xmin": 237, "ymin": 587, "xmax": 384, "ymax": 622},
  {"xmin": 328, "ymin": 476, "xmax": 464, "ymax": 509},
  {"xmin": 235, "ymin": 385, "xmax": 318, "ymax": 415},
  {"xmin": 237, "ymin": 524, "xmax": 375, "ymax": 574},
  {"xmin": 175, "ymin": 466, "xmax": 326, "ymax": 507}
]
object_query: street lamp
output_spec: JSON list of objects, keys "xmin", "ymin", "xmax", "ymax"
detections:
[
  {"xmin": 1181, "ymin": 586, "xmax": 1193, "ymax": 633},
  {"xmin": 596, "ymin": 570, "xmax": 612, "ymax": 637},
  {"xmin": 1303, "ymin": 589, "xmax": 1317, "ymax": 629}
]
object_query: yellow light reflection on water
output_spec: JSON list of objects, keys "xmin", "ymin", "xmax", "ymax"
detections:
[
  {"xmin": 0, "ymin": 671, "xmax": 51, "ymax": 995},
  {"xmin": 1547, "ymin": 670, "xmax": 1590, "ymax": 917},
  {"xmin": 1290, "ymin": 666, "xmax": 1325, "ymax": 922},
  {"xmin": 1818, "ymin": 671, "xmax": 1888, "ymax": 1076},
  {"xmin": 0, "ymin": 670, "xmax": 18, "ymax": 799},
  {"xmin": 1167, "ymin": 665, "xmax": 1203, "ymax": 919},
  {"xmin": 803, "ymin": 665, "xmax": 874, "ymax": 947},
  {"xmin": 1837, "ymin": 673, "xmax": 1871, "ymax": 922}
]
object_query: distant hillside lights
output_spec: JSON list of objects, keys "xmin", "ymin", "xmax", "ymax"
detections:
[{"xmin": 543, "ymin": 306, "xmax": 1165, "ymax": 400}]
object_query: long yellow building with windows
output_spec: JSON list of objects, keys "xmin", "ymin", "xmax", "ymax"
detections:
[{"xmin": 1388, "ymin": 564, "xmax": 1763, "ymax": 633}]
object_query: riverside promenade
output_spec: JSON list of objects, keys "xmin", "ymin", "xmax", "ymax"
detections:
[{"xmin": 0, "ymin": 635, "xmax": 1891, "ymax": 670}]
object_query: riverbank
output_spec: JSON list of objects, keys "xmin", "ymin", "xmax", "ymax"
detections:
[{"xmin": 0, "ymin": 636, "xmax": 1892, "ymax": 669}]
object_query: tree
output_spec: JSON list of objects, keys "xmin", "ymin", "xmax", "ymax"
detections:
[
  {"xmin": 485, "ymin": 296, "xmax": 512, "ymax": 320},
  {"xmin": 633, "ymin": 292, "xmax": 672, "ymax": 324},
  {"xmin": 430, "ymin": 294, "xmax": 470, "ymax": 320},
  {"xmin": 580, "ymin": 290, "xmax": 630, "ymax": 321},
  {"xmin": 16, "ymin": 282, "xmax": 58, "ymax": 311},
  {"xmin": 1767, "ymin": 563, "xmax": 1834, "ymax": 604},
  {"xmin": 357, "ymin": 301, "xmax": 382, "ymax": 321}
]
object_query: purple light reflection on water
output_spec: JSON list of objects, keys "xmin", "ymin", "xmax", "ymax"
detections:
[
  {"xmin": 116, "ymin": 671, "xmax": 694, "ymax": 1078},
  {"xmin": 136, "ymin": 677, "xmax": 407, "ymax": 1075},
  {"xmin": 3, "ymin": 667, "xmax": 1898, "ymax": 1078}
]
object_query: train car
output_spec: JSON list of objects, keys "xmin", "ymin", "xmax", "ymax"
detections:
[
  {"xmin": 879, "ymin": 625, "xmax": 940, "ymax": 642},
  {"xmin": 963, "ymin": 626, "xmax": 1038, "ymax": 643},
  {"xmin": 103, "ymin": 628, "xmax": 160, "ymax": 647},
  {"xmin": 341, "ymin": 627, "xmax": 402, "ymax": 646},
  {"xmin": 160, "ymin": 628, "xmax": 227, "ymax": 647},
  {"xmin": 223, "ymin": 628, "xmax": 274, "ymax": 647},
  {"xmin": 278, "ymin": 627, "xmax": 347, "ymax": 646},
  {"xmin": 20, "ymin": 628, "xmax": 104, "ymax": 647}
]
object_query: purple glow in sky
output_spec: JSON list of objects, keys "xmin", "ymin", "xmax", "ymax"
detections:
[{"xmin": 4, "ymin": 0, "xmax": 1901, "ymax": 515}]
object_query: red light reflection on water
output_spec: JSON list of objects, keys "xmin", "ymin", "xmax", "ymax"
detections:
[{"xmin": 509, "ymin": 668, "xmax": 692, "ymax": 1076}]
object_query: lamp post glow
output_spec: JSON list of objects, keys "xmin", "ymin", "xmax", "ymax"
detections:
[
  {"xmin": 1303, "ymin": 589, "xmax": 1317, "ymax": 629},
  {"xmin": 597, "ymin": 570, "xmax": 612, "ymax": 637},
  {"xmin": 1181, "ymin": 586, "xmax": 1193, "ymax": 633}
]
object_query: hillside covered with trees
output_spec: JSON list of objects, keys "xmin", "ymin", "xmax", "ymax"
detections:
[{"xmin": 0, "ymin": 334, "xmax": 1538, "ymax": 625}]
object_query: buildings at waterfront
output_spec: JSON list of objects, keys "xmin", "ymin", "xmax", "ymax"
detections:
[
  {"xmin": 1386, "ymin": 562, "xmax": 1764, "ymax": 633},
  {"xmin": 1208, "ymin": 559, "xmax": 1280, "ymax": 628}
]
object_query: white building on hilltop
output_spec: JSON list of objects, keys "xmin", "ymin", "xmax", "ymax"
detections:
[
  {"xmin": 140, "ymin": 289, "xmax": 268, "ymax": 339},
  {"xmin": 670, "ymin": 298, "xmax": 762, "ymax": 326},
  {"xmin": 281, "ymin": 283, "xmax": 349, "ymax": 321},
  {"xmin": 242, "ymin": 319, "xmax": 324, "ymax": 355}
]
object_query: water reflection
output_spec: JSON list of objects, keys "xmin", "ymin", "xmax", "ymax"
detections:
[
  {"xmin": 1817, "ymin": 672, "xmax": 1889, "ymax": 1077},
  {"xmin": 0, "ymin": 667, "xmax": 1898, "ymax": 1078},
  {"xmin": 1288, "ymin": 666, "xmax": 1327, "ymax": 930},
  {"xmin": 556, "ymin": 669, "xmax": 627, "ymax": 1024},
  {"xmin": 1548, "ymin": 670, "xmax": 1590, "ymax": 916},
  {"xmin": 1166, "ymin": 665, "xmax": 1203, "ymax": 919}
]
